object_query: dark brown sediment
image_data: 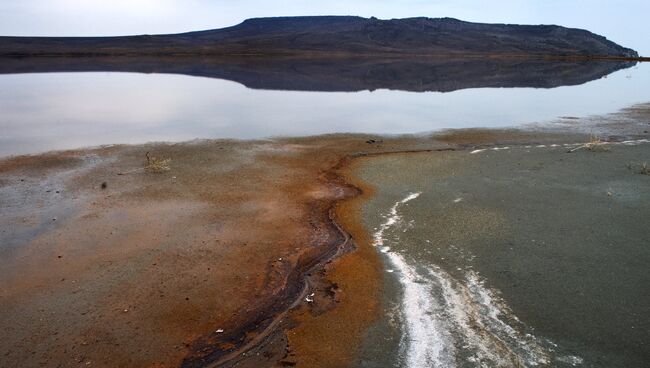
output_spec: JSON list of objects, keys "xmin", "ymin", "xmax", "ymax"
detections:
[
  {"xmin": 278, "ymin": 156, "xmax": 382, "ymax": 368},
  {"xmin": 177, "ymin": 141, "xmax": 433, "ymax": 368},
  {"xmin": 180, "ymin": 169, "xmax": 363, "ymax": 368}
]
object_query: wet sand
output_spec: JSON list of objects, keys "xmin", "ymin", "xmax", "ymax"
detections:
[{"xmin": 1, "ymin": 104, "xmax": 649, "ymax": 367}]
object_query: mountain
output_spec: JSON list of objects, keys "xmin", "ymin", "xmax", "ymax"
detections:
[
  {"xmin": 0, "ymin": 56, "xmax": 635, "ymax": 93},
  {"xmin": 0, "ymin": 16, "xmax": 639, "ymax": 58}
]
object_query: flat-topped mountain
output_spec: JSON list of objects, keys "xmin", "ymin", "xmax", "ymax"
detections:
[{"xmin": 0, "ymin": 16, "xmax": 638, "ymax": 58}]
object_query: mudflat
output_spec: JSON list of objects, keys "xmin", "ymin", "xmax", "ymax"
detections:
[
  {"xmin": 353, "ymin": 140, "xmax": 650, "ymax": 367},
  {"xmin": 1, "ymin": 104, "xmax": 649, "ymax": 367},
  {"xmin": 1, "ymin": 134, "xmax": 470, "ymax": 367},
  {"xmin": 0, "ymin": 137, "xmax": 388, "ymax": 367}
]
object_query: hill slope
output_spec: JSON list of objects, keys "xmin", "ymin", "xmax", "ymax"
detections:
[{"xmin": 0, "ymin": 16, "xmax": 638, "ymax": 57}]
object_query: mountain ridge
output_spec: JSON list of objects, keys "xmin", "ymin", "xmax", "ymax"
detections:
[{"xmin": 0, "ymin": 16, "xmax": 639, "ymax": 58}]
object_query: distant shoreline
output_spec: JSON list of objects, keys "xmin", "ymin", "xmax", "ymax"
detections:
[{"xmin": 1, "ymin": 52, "xmax": 647, "ymax": 61}]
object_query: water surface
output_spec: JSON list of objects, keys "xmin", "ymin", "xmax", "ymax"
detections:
[{"xmin": 1, "ymin": 59, "xmax": 649, "ymax": 157}]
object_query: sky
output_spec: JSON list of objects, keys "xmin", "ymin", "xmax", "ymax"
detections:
[{"xmin": 0, "ymin": 0, "xmax": 648, "ymax": 55}]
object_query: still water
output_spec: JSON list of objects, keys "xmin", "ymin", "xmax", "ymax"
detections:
[{"xmin": 1, "ymin": 59, "xmax": 649, "ymax": 157}]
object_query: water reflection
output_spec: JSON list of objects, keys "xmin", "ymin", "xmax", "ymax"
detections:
[
  {"xmin": 0, "ymin": 56, "xmax": 636, "ymax": 92},
  {"xmin": 0, "ymin": 57, "xmax": 648, "ymax": 157}
]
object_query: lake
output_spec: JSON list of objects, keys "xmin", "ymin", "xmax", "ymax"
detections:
[{"xmin": 1, "ymin": 58, "xmax": 649, "ymax": 157}]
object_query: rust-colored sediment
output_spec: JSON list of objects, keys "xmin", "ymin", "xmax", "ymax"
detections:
[
  {"xmin": 3, "ymin": 122, "xmax": 630, "ymax": 367},
  {"xmin": 5, "ymin": 101, "xmax": 650, "ymax": 368},
  {"xmin": 0, "ymin": 131, "xmax": 569, "ymax": 368},
  {"xmin": 0, "ymin": 136, "xmax": 422, "ymax": 368},
  {"xmin": 281, "ymin": 158, "xmax": 381, "ymax": 368}
]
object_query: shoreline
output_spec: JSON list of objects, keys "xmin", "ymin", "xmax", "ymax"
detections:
[
  {"xmin": 1, "ymin": 103, "xmax": 649, "ymax": 367},
  {"xmin": 1, "ymin": 53, "xmax": 648, "ymax": 61}
]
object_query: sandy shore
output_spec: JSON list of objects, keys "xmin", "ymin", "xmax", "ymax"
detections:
[{"xmin": 1, "ymin": 104, "xmax": 649, "ymax": 367}]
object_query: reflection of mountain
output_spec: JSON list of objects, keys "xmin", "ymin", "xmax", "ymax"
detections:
[{"xmin": 0, "ymin": 56, "xmax": 636, "ymax": 93}]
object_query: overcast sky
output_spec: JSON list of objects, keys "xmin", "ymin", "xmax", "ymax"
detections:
[{"xmin": 1, "ymin": 0, "xmax": 647, "ymax": 55}]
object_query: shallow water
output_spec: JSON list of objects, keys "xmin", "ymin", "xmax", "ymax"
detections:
[
  {"xmin": 1, "ymin": 60, "xmax": 650, "ymax": 157},
  {"xmin": 355, "ymin": 144, "xmax": 650, "ymax": 367}
]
